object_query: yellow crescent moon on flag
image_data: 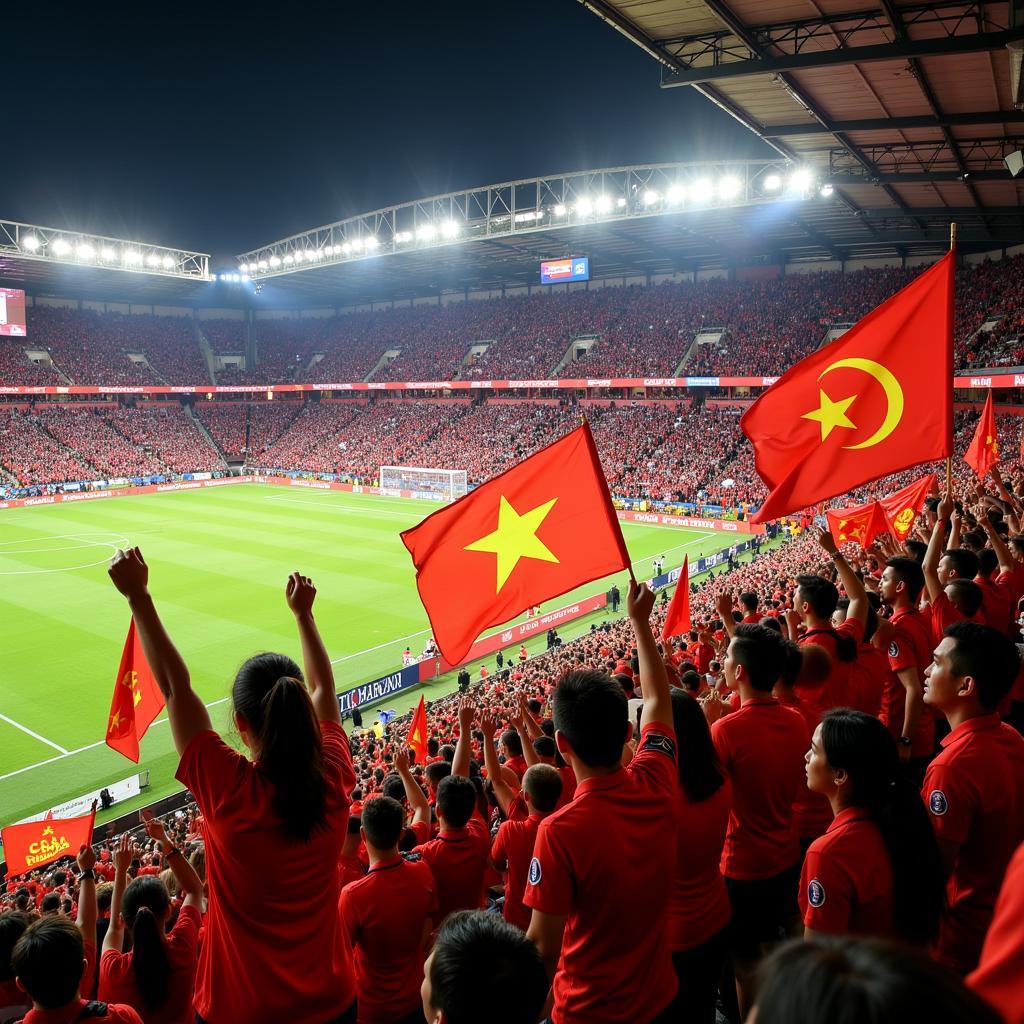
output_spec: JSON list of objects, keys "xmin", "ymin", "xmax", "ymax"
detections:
[{"xmin": 819, "ymin": 357, "xmax": 904, "ymax": 450}]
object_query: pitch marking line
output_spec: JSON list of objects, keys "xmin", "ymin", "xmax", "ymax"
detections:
[{"xmin": 0, "ymin": 713, "xmax": 69, "ymax": 755}]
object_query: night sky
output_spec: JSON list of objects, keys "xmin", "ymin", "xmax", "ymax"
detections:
[{"xmin": 3, "ymin": 2, "xmax": 771, "ymax": 262}]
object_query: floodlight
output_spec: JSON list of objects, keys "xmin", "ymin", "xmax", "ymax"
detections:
[
  {"xmin": 258, "ymin": 260, "xmax": 268, "ymax": 270},
  {"xmin": 351, "ymin": 238, "xmax": 365, "ymax": 252},
  {"xmin": 576, "ymin": 197, "xmax": 594, "ymax": 216},
  {"xmin": 240, "ymin": 274, "xmax": 250, "ymax": 282},
  {"xmin": 283, "ymin": 254, "xmax": 294, "ymax": 265},
  {"xmin": 616, "ymin": 196, "xmax": 627, "ymax": 208},
  {"xmin": 441, "ymin": 219, "xmax": 460, "ymax": 238},
  {"xmin": 643, "ymin": 189, "xmax": 660, "ymax": 206},
  {"xmin": 666, "ymin": 184, "xmax": 686, "ymax": 204},
  {"xmin": 306, "ymin": 250, "xmax": 318, "ymax": 260},
  {"xmin": 595, "ymin": 194, "xmax": 612, "ymax": 214},
  {"xmin": 269, "ymin": 255, "xmax": 281, "ymax": 267},
  {"xmin": 52, "ymin": 238, "xmax": 71, "ymax": 255},
  {"xmin": 819, "ymin": 183, "xmax": 835, "ymax": 198},
  {"xmin": 77, "ymin": 243, "xmax": 95, "ymax": 260},
  {"xmin": 553, "ymin": 203, "xmax": 566, "ymax": 216},
  {"xmin": 145, "ymin": 253, "xmax": 160, "ymax": 266},
  {"xmin": 341, "ymin": 241, "xmax": 353, "ymax": 254},
  {"xmin": 788, "ymin": 168, "xmax": 813, "ymax": 193},
  {"xmin": 718, "ymin": 176, "xmax": 742, "ymax": 201},
  {"xmin": 211, "ymin": 273, "xmax": 218, "ymax": 281},
  {"xmin": 763, "ymin": 174, "xmax": 782, "ymax": 192},
  {"xmin": 161, "ymin": 255, "xmax": 174, "ymax": 269},
  {"xmin": 22, "ymin": 235, "xmax": 40, "ymax": 251},
  {"xmin": 691, "ymin": 179, "xmax": 714, "ymax": 203},
  {"xmin": 416, "ymin": 224, "xmax": 436, "ymax": 241},
  {"xmin": 1004, "ymin": 149, "xmax": 1024, "ymax": 177},
  {"xmin": 239, "ymin": 262, "xmax": 249, "ymax": 272},
  {"xmin": 364, "ymin": 235, "xmax": 379, "ymax": 249},
  {"xmin": 123, "ymin": 250, "xmax": 142, "ymax": 265},
  {"xmin": 101, "ymin": 246, "xmax": 116, "ymax": 261}
]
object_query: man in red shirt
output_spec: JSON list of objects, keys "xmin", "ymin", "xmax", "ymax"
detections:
[
  {"xmin": 340, "ymin": 796, "xmax": 437, "ymax": 1024},
  {"xmin": 739, "ymin": 592, "xmax": 762, "ymax": 623},
  {"xmin": 498, "ymin": 729, "xmax": 528, "ymax": 782},
  {"xmin": 922, "ymin": 620, "xmax": 1024, "ymax": 974},
  {"xmin": 525, "ymin": 582, "xmax": 678, "ymax": 1024},
  {"xmin": 710, "ymin": 622, "xmax": 810, "ymax": 1017},
  {"xmin": 10, "ymin": 916, "xmax": 143, "ymax": 1023}
]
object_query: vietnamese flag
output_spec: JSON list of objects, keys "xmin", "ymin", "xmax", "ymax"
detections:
[
  {"xmin": 2, "ymin": 809, "xmax": 95, "ymax": 878},
  {"xmin": 965, "ymin": 391, "xmax": 1000, "ymax": 478},
  {"xmin": 661, "ymin": 556, "xmax": 691, "ymax": 642},
  {"xmin": 407, "ymin": 696, "xmax": 428, "ymax": 765},
  {"xmin": 826, "ymin": 500, "xmax": 891, "ymax": 551},
  {"xmin": 880, "ymin": 473, "xmax": 938, "ymax": 541},
  {"xmin": 401, "ymin": 422, "xmax": 630, "ymax": 665},
  {"xmin": 744, "ymin": 252, "xmax": 954, "ymax": 522},
  {"xmin": 106, "ymin": 620, "xmax": 165, "ymax": 763}
]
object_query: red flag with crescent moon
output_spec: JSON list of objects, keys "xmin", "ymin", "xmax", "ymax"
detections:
[{"xmin": 745, "ymin": 252, "xmax": 954, "ymax": 522}]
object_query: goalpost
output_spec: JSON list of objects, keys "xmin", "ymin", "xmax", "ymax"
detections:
[{"xmin": 379, "ymin": 466, "xmax": 468, "ymax": 502}]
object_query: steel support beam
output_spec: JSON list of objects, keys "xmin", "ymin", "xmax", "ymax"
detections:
[{"xmin": 762, "ymin": 111, "xmax": 1024, "ymax": 136}]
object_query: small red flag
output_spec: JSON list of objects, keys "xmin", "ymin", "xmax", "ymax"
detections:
[
  {"xmin": 879, "ymin": 473, "xmax": 938, "ymax": 542},
  {"xmin": 407, "ymin": 696, "xmax": 428, "ymax": 765},
  {"xmin": 661, "ymin": 556, "xmax": 691, "ymax": 642},
  {"xmin": 2, "ymin": 809, "xmax": 95, "ymax": 878},
  {"xmin": 744, "ymin": 252, "xmax": 954, "ymax": 522},
  {"xmin": 401, "ymin": 423, "xmax": 630, "ymax": 665},
  {"xmin": 826, "ymin": 500, "xmax": 891, "ymax": 551},
  {"xmin": 965, "ymin": 391, "xmax": 1000, "ymax": 478},
  {"xmin": 106, "ymin": 620, "xmax": 165, "ymax": 763}
]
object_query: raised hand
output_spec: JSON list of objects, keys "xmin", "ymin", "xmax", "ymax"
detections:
[
  {"xmin": 813, "ymin": 525, "xmax": 838, "ymax": 555},
  {"xmin": 108, "ymin": 547, "xmax": 149, "ymax": 600},
  {"xmin": 627, "ymin": 579, "xmax": 655, "ymax": 623},
  {"xmin": 285, "ymin": 572, "xmax": 316, "ymax": 618},
  {"xmin": 457, "ymin": 695, "xmax": 476, "ymax": 732},
  {"xmin": 76, "ymin": 843, "xmax": 96, "ymax": 872},
  {"xmin": 141, "ymin": 811, "xmax": 170, "ymax": 851},
  {"xmin": 393, "ymin": 747, "xmax": 410, "ymax": 774},
  {"xmin": 480, "ymin": 711, "xmax": 499, "ymax": 739},
  {"xmin": 714, "ymin": 590, "xmax": 734, "ymax": 620},
  {"xmin": 113, "ymin": 833, "xmax": 137, "ymax": 875}
]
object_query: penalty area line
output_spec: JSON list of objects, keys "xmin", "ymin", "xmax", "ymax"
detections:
[{"xmin": 0, "ymin": 713, "xmax": 69, "ymax": 755}]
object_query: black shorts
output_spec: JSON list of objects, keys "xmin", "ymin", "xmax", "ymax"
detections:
[{"xmin": 725, "ymin": 864, "xmax": 800, "ymax": 959}]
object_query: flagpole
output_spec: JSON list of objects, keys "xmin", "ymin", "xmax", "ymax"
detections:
[{"xmin": 946, "ymin": 221, "xmax": 956, "ymax": 494}]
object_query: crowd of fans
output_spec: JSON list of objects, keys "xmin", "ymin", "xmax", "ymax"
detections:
[
  {"xmin": 193, "ymin": 402, "xmax": 301, "ymax": 461},
  {"xmin": 2, "ymin": 257, "xmax": 1022, "ymax": 389}
]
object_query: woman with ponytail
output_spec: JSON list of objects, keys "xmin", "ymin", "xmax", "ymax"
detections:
[
  {"xmin": 108, "ymin": 550, "xmax": 356, "ymax": 1024},
  {"xmin": 100, "ymin": 818, "xmax": 204, "ymax": 1024},
  {"xmin": 801, "ymin": 708, "xmax": 944, "ymax": 944}
]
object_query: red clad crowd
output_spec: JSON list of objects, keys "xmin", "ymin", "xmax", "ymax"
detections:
[{"xmin": 1, "ymin": 257, "xmax": 1022, "ymax": 388}]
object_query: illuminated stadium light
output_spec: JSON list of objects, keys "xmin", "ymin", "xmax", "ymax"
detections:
[
  {"xmin": 22, "ymin": 235, "xmax": 40, "ymax": 251},
  {"xmin": 666, "ymin": 184, "xmax": 686, "ymax": 204},
  {"xmin": 52, "ymin": 238, "xmax": 71, "ymax": 255},
  {"xmin": 350, "ymin": 237, "xmax": 365, "ymax": 252},
  {"xmin": 101, "ymin": 246, "xmax": 116, "ymax": 261},
  {"xmin": 161, "ymin": 255, "xmax": 174, "ymax": 269},
  {"xmin": 283, "ymin": 254, "xmax": 294, "ymax": 264},
  {"xmin": 416, "ymin": 224, "xmax": 437, "ymax": 241},
  {"xmin": 363, "ymin": 235, "xmax": 379, "ymax": 249},
  {"xmin": 690, "ymin": 179, "xmax": 714, "ymax": 204},
  {"xmin": 211, "ymin": 273, "xmax": 218, "ymax": 281},
  {"xmin": 240, "ymin": 273, "xmax": 250, "ymax": 282},
  {"xmin": 77, "ymin": 243, "xmax": 95, "ymax": 260},
  {"xmin": 595, "ymin": 194, "xmax": 612, "ymax": 214},
  {"xmin": 123, "ymin": 249, "xmax": 142, "ymax": 265},
  {"xmin": 440, "ymin": 219, "xmax": 460, "ymax": 239},
  {"xmin": 341, "ymin": 241, "xmax": 353, "ymax": 254},
  {"xmin": 306, "ymin": 249, "xmax": 319, "ymax": 260},
  {"xmin": 819, "ymin": 183, "xmax": 835, "ymax": 198},
  {"xmin": 788, "ymin": 168, "xmax": 814, "ymax": 193},
  {"xmin": 616, "ymin": 196, "xmax": 627, "ymax": 208},
  {"xmin": 763, "ymin": 173, "xmax": 782, "ymax": 192},
  {"xmin": 643, "ymin": 189, "xmax": 660, "ymax": 206},
  {"xmin": 257, "ymin": 260, "xmax": 268, "ymax": 270},
  {"xmin": 395, "ymin": 231, "xmax": 412, "ymax": 243},
  {"xmin": 575, "ymin": 197, "xmax": 594, "ymax": 216},
  {"xmin": 269, "ymin": 255, "xmax": 281, "ymax": 267},
  {"xmin": 239, "ymin": 262, "xmax": 249, "ymax": 272},
  {"xmin": 145, "ymin": 253, "xmax": 160, "ymax": 267},
  {"xmin": 553, "ymin": 203, "xmax": 566, "ymax": 216},
  {"xmin": 718, "ymin": 176, "xmax": 742, "ymax": 201}
]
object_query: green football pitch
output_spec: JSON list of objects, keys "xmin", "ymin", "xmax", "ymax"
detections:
[{"xmin": 0, "ymin": 483, "xmax": 729, "ymax": 835}]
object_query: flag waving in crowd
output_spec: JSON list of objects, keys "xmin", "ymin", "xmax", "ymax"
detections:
[
  {"xmin": 402, "ymin": 422, "xmax": 631, "ymax": 665},
  {"xmin": 744, "ymin": 251, "xmax": 955, "ymax": 522},
  {"xmin": 661, "ymin": 554, "xmax": 690, "ymax": 640},
  {"xmin": 965, "ymin": 390, "xmax": 1000, "ymax": 478},
  {"xmin": 879, "ymin": 473, "xmax": 938, "ymax": 541},
  {"xmin": 407, "ymin": 695, "xmax": 429, "ymax": 764},
  {"xmin": 824, "ymin": 500, "xmax": 891, "ymax": 551},
  {"xmin": 1, "ymin": 808, "xmax": 95, "ymax": 878},
  {"xmin": 105, "ymin": 618, "xmax": 164, "ymax": 763}
]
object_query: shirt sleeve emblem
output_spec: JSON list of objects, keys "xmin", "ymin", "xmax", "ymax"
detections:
[
  {"xmin": 528, "ymin": 857, "xmax": 542, "ymax": 886},
  {"xmin": 928, "ymin": 789, "xmax": 948, "ymax": 816},
  {"xmin": 640, "ymin": 733, "xmax": 677, "ymax": 759},
  {"xmin": 888, "ymin": 640, "xmax": 900, "ymax": 658},
  {"xmin": 807, "ymin": 878, "xmax": 826, "ymax": 908}
]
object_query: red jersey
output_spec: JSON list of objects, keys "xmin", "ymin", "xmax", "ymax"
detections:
[
  {"xmin": 340, "ymin": 855, "xmax": 437, "ymax": 1024},
  {"xmin": 741, "ymin": 612, "xmax": 763, "ymax": 623},
  {"xmin": 98, "ymin": 904, "xmax": 201, "ymax": 1024},
  {"xmin": 881, "ymin": 607, "xmax": 934, "ymax": 757},
  {"xmin": 967, "ymin": 840, "xmax": 1024, "ymax": 1024},
  {"xmin": 799, "ymin": 808, "xmax": 894, "ymax": 938},
  {"xmin": 799, "ymin": 627, "xmax": 856, "ymax": 711},
  {"xmin": 504, "ymin": 754, "xmax": 528, "ymax": 781},
  {"xmin": 19, "ymin": 1001, "xmax": 143, "ymax": 1024},
  {"xmin": 670, "ymin": 777, "xmax": 732, "ymax": 951},
  {"xmin": 850, "ymin": 641, "xmax": 887, "ymax": 717},
  {"xmin": 712, "ymin": 697, "xmax": 810, "ymax": 880},
  {"xmin": 175, "ymin": 721, "xmax": 357, "ymax": 1024},
  {"xmin": 923, "ymin": 714, "xmax": 1024, "ymax": 973},
  {"xmin": 413, "ymin": 814, "xmax": 490, "ymax": 926},
  {"xmin": 339, "ymin": 853, "xmax": 366, "ymax": 890},
  {"xmin": 0, "ymin": 978, "xmax": 30, "ymax": 1021},
  {"xmin": 492, "ymin": 811, "xmax": 547, "ymax": 931},
  {"xmin": 974, "ymin": 575, "xmax": 1014, "ymax": 635},
  {"xmin": 524, "ymin": 723, "xmax": 679, "ymax": 1024}
]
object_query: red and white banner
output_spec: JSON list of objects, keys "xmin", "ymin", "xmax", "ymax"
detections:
[
  {"xmin": 616, "ymin": 509, "xmax": 765, "ymax": 534},
  {"xmin": 0, "ymin": 476, "xmax": 255, "ymax": 510}
]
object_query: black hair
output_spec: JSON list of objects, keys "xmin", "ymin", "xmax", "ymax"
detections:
[
  {"xmin": 944, "ymin": 621, "xmax": 1022, "ymax": 709},
  {"xmin": 0, "ymin": 912, "xmax": 31, "ymax": 981},
  {"xmin": 885, "ymin": 557, "xmax": 925, "ymax": 602},
  {"xmin": 819, "ymin": 710, "xmax": 943, "ymax": 944},
  {"xmin": 10, "ymin": 915, "xmax": 85, "ymax": 1008},
  {"xmin": 680, "ymin": 670, "xmax": 702, "ymax": 693},
  {"xmin": 381, "ymin": 773, "xmax": 406, "ymax": 802},
  {"xmin": 427, "ymin": 910, "xmax": 548, "ymax": 1024},
  {"xmin": 523, "ymin": 764, "xmax": 563, "ymax": 813},
  {"xmin": 532, "ymin": 735, "xmax": 556, "ymax": 760},
  {"xmin": 438, "ymin": 743, "xmax": 456, "ymax": 762},
  {"xmin": 427, "ymin": 737, "xmax": 439, "ymax": 756},
  {"xmin": 780, "ymin": 639, "xmax": 803, "ymax": 687},
  {"xmin": 121, "ymin": 875, "xmax": 171, "ymax": 1010},
  {"xmin": 729, "ymin": 623, "xmax": 786, "ymax": 693},
  {"xmin": 361, "ymin": 796, "xmax": 405, "ymax": 849},
  {"xmin": 232, "ymin": 652, "xmax": 327, "ymax": 842},
  {"xmin": 425, "ymin": 761, "xmax": 452, "ymax": 787},
  {"xmin": 552, "ymin": 670, "xmax": 629, "ymax": 768},
  {"xmin": 40, "ymin": 893, "xmax": 60, "ymax": 914},
  {"xmin": 796, "ymin": 575, "xmax": 840, "ymax": 619},
  {"xmin": 904, "ymin": 539, "xmax": 927, "ymax": 564},
  {"xmin": 670, "ymin": 690, "xmax": 726, "ymax": 803},
  {"xmin": 527, "ymin": 699, "xmax": 542, "ymax": 715},
  {"xmin": 945, "ymin": 579, "xmax": 983, "ymax": 618},
  {"xmin": 500, "ymin": 729, "xmax": 523, "ymax": 757},
  {"xmin": 740, "ymin": 591, "xmax": 759, "ymax": 611},
  {"xmin": 941, "ymin": 547, "xmax": 979, "ymax": 580},
  {"xmin": 436, "ymin": 775, "xmax": 477, "ymax": 828},
  {"xmin": 754, "ymin": 936, "xmax": 1002, "ymax": 1024},
  {"xmin": 978, "ymin": 548, "xmax": 998, "ymax": 577}
]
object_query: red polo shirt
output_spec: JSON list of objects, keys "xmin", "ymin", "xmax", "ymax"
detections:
[
  {"xmin": 968, "ymin": 840, "xmax": 1024, "ymax": 1024},
  {"xmin": 492, "ymin": 811, "xmax": 547, "ymax": 931},
  {"xmin": 974, "ymin": 575, "xmax": 1014, "ymax": 635},
  {"xmin": 670, "ymin": 776, "xmax": 732, "ymax": 951},
  {"xmin": 340, "ymin": 855, "xmax": 437, "ymax": 1024},
  {"xmin": 850, "ymin": 640, "xmax": 887, "ymax": 717},
  {"xmin": 413, "ymin": 814, "xmax": 490, "ymax": 926},
  {"xmin": 881, "ymin": 606, "xmax": 934, "ymax": 758},
  {"xmin": 175, "ymin": 721, "xmax": 357, "ymax": 1024},
  {"xmin": 18, "ymin": 1000, "xmax": 143, "ymax": 1024},
  {"xmin": 524, "ymin": 722, "xmax": 679, "ymax": 1024},
  {"xmin": 799, "ymin": 627, "xmax": 856, "ymax": 711},
  {"xmin": 504, "ymin": 754, "xmax": 528, "ymax": 781},
  {"xmin": 799, "ymin": 808, "xmax": 894, "ymax": 938},
  {"xmin": 712, "ymin": 697, "xmax": 810, "ymax": 880},
  {"xmin": 923, "ymin": 714, "xmax": 1024, "ymax": 973}
]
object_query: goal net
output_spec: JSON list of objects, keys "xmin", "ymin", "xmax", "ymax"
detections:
[{"xmin": 379, "ymin": 466, "xmax": 468, "ymax": 502}]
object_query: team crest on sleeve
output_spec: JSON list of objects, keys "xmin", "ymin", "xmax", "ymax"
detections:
[
  {"xmin": 888, "ymin": 641, "xmax": 900, "ymax": 659},
  {"xmin": 528, "ymin": 857, "xmax": 542, "ymax": 886},
  {"xmin": 807, "ymin": 879, "xmax": 826, "ymax": 908},
  {"xmin": 928, "ymin": 790, "xmax": 948, "ymax": 816},
  {"xmin": 640, "ymin": 733, "xmax": 677, "ymax": 759}
]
